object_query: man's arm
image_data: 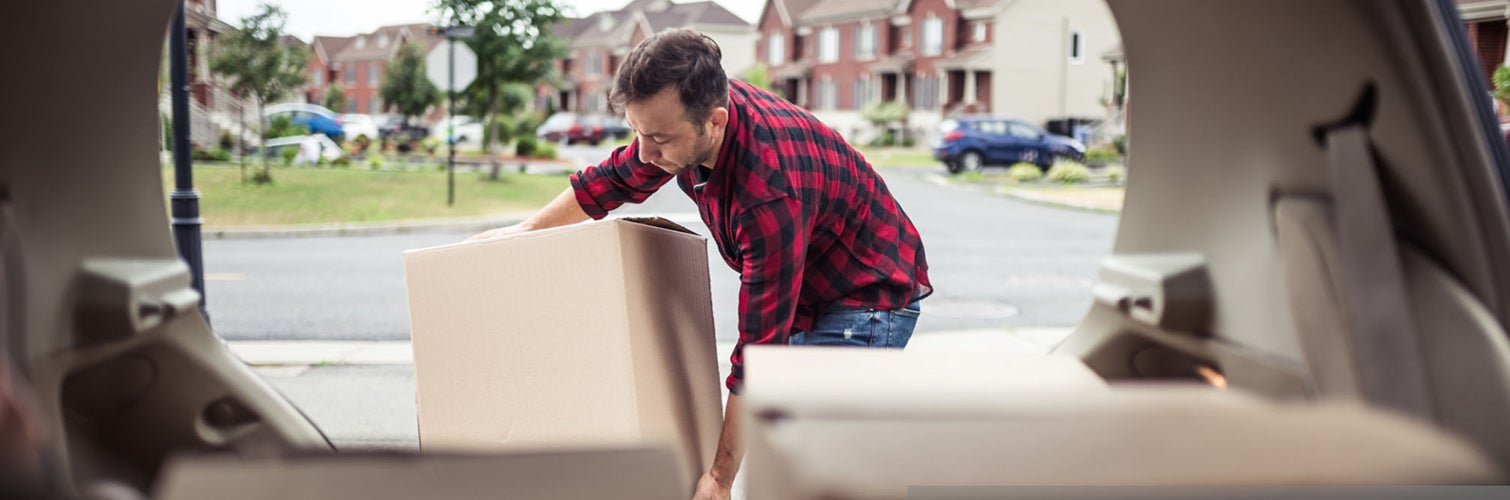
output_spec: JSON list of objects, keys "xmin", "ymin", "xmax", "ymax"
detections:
[
  {"xmin": 693, "ymin": 394, "xmax": 741, "ymax": 500},
  {"xmin": 465, "ymin": 188, "xmax": 589, "ymax": 241}
]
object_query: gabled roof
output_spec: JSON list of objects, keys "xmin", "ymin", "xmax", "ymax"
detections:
[
  {"xmin": 312, "ymin": 36, "xmax": 354, "ymax": 64},
  {"xmin": 333, "ymin": 23, "xmax": 438, "ymax": 63},
  {"xmin": 572, "ymin": 0, "xmax": 750, "ymax": 49},
  {"xmin": 801, "ymin": 0, "xmax": 895, "ymax": 25}
]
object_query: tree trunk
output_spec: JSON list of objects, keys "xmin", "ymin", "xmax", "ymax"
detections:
[
  {"xmin": 487, "ymin": 83, "xmax": 501, "ymax": 181},
  {"xmin": 239, "ymin": 103, "xmax": 246, "ymax": 184},
  {"xmin": 258, "ymin": 97, "xmax": 271, "ymax": 184}
]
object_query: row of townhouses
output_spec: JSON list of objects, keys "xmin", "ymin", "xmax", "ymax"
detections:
[{"xmin": 175, "ymin": 0, "xmax": 1510, "ymax": 148}]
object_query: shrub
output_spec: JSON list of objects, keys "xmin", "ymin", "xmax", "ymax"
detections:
[
  {"xmin": 279, "ymin": 146, "xmax": 298, "ymax": 166},
  {"xmin": 267, "ymin": 115, "xmax": 308, "ymax": 139},
  {"xmin": 1112, "ymin": 134, "xmax": 1128, "ymax": 155},
  {"xmin": 368, "ymin": 157, "xmax": 384, "ymax": 170},
  {"xmin": 331, "ymin": 156, "xmax": 352, "ymax": 167},
  {"xmin": 1007, "ymin": 163, "xmax": 1044, "ymax": 183},
  {"xmin": 218, "ymin": 130, "xmax": 235, "ymax": 151},
  {"xmin": 515, "ymin": 135, "xmax": 538, "ymax": 158},
  {"xmin": 1084, "ymin": 145, "xmax": 1121, "ymax": 165},
  {"xmin": 1106, "ymin": 165, "xmax": 1126, "ymax": 184},
  {"xmin": 534, "ymin": 142, "xmax": 558, "ymax": 160},
  {"xmin": 1046, "ymin": 161, "xmax": 1091, "ymax": 184},
  {"xmin": 192, "ymin": 147, "xmax": 232, "ymax": 162}
]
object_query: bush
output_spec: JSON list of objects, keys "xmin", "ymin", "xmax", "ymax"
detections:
[
  {"xmin": 515, "ymin": 135, "xmax": 538, "ymax": 158},
  {"xmin": 1112, "ymin": 134, "xmax": 1128, "ymax": 155},
  {"xmin": 219, "ymin": 130, "xmax": 236, "ymax": 151},
  {"xmin": 534, "ymin": 142, "xmax": 557, "ymax": 160},
  {"xmin": 192, "ymin": 147, "xmax": 232, "ymax": 162},
  {"xmin": 1106, "ymin": 165, "xmax": 1126, "ymax": 184},
  {"xmin": 368, "ymin": 156, "xmax": 384, "ymax": 170},
  {"xmin": 1007, "ymin": 163, "xmax": 1044, "ymax": 183},
  {"xmin": 279, "ymin": 146, "xmax": 298, "ymax": 166},
  {"xmin": 1084, "ymin": 145, "xmax": 1121, "ymax": 165},
  {"xmin": 267, "ymin": 115, "xmax": 308, "ymax": 139},
  {"xmin": 1046, "ymin": 161, "xmax": 1092, "ymax": 184},
  {"xmin": 331, "ymin": 156, "xmax": 351, "ymax": 167}
]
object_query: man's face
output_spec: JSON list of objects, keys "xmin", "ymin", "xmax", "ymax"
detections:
[{"xmin": 625, "ymin": 87, "xmax": 723, "ymax": 175}]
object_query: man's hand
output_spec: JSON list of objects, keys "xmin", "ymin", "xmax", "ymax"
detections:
[
  {"xmin": 692, "ymin": 471, "xmax": 731, "ymax": 500},
  {"xmin": 465, "ymin": 223, "xmax": 533, "ymax": 242}
]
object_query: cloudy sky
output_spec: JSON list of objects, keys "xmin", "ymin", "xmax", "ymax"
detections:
[{"xmin": 214, "ymin": 0, "xmax": 761, "ymax": 41}]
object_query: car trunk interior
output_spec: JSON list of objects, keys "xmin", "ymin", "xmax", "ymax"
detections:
[{"xmin": 5, "ymin": 0, "xmax": 1510, "ymax": 497}]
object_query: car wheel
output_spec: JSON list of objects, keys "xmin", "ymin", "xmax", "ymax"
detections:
[
  {"xmin": 960, "ymin": 151, "xmax": 984, "ymax": 172},
  {"xmin": 946, "ymin": 160, "xmax": 964, "ymax": 175}
]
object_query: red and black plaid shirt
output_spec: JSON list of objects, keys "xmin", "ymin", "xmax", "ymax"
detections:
[{"xmin": 570, "ymin": 80, "xmax": 931, "ymax": 392}]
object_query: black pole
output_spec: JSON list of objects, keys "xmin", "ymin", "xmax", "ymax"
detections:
[
  {"xmin": 447, "ymin": 38, "xmax": 456, "ymax": 207},
  {"xmin": 170, "ymin": 2, "xmax": 208, "ymax": 316}
]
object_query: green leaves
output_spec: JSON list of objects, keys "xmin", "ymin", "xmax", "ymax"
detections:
[
  {"xmin": 210, "ymin": 3, "xmax": 308, "ymax": 105},
  {"xmin": 380, "ymin": 42, "xmax": 441, "ymax": 122}
]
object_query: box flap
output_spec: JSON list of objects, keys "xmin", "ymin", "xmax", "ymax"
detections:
[{"xmin": 618, "ymin": 216, "xmax": 699, "ymax": 236}]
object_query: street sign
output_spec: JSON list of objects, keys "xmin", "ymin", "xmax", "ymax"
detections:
[{"xmin": 426, "ymin": 42, "xmax": 477, "ymax": 92}]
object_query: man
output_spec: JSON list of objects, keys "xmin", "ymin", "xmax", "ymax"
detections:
[{"xmin": 469, "ymin": 29, "xmax": 931, "ymax": 499}]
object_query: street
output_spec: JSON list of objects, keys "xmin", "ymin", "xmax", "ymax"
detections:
[{"xmin": 203, "ymin": 150, "xmax": 1119, "ymax": 450}]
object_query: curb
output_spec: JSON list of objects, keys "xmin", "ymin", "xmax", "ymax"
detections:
[
  {"xmin": 204, "ymin": 212, "xmax": 534, "ymax": 240},
  {"xmin": 923, "ymin": 172, "xmax": 1123, "ymax": 214}
]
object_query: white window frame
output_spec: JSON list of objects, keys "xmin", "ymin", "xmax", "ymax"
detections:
[
  {"xmin": 767, "ymin": 33, "xmax": 786, "ymax": 67},
  {"xmin": 922, "ymin": 16, "xmax": 944, "ymax": 56},
  {"xmin": 973, "ymin": 21, "xmax": 986, "ymax": 43},
  {"xmin": 1069, "ymin": 30, "xmax": 1084, "ymax": 64},
  {"xmin": 818, "ymin": 27, "xmax": 840, "ymax": 63},
  {"xmin": 855, "ymin": 23, "xmax": 877, "ymax": 60}
]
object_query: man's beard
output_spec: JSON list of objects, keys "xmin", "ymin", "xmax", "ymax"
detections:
[{"xmin": 667, "ymin": 125, "xmax": 713, "ymax": 175}]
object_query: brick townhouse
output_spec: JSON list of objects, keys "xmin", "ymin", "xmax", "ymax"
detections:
[
  {"xmin": 1461, "ymin": 0, "xmax": 1510, "ymax": 87},
  {"xmin": 759, "ymin": 0, "xmax": 1120, "ymax": 145},
  {"xmin": 540, "ymin": 0, "xmax": 754, "ymax": 115},
  {"xmin": 306, "ymin": 24, "xmax": 444, "ymax": 115}
]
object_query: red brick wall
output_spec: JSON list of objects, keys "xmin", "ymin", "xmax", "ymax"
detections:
[
  {"xmin": 1470, "ymin": 19, "xmax": 1507, "ymax": 85},
  {"xmin": 811, "ymin": 18, "xmax": 887, "ymax": 111}
]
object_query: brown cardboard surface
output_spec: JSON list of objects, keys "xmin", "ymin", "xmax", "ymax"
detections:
[
  {"xmin": 401, "ymin": 218, "xmax": 721, "ymax": 489},
  {"xmin": 740, "ymin": 348, "xmax": 1499, "ymax": 498},
  {"xmin": 153, "ymin": 448, "xmax": 684, "ymax": 500}
]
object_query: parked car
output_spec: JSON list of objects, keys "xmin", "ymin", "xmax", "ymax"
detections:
[
  {"xmin": 265, "ymin": 103, "xmax": 345, "ymax": 141},
  {"xmin": 263, "ymin": 134, "xmax": 345, "ymax": 164},
  {"xmin": 536, "ymin": 112, "xmax": 609, "ymax": 145},
  {"xmin": 339, "ymin": 114, "xmax": 381, "ymax": 142},
  {"xmin": 933, "ymin": 116, "xmax": 1086, "ymax": 174},
  {"xmin": 377, "ymin": 114, "xmax": 430, "ymax": 141},
  {"xmin": 430, "ymin": 115, "xmax": 485, "ymax": 151},
  {"xmin": 600, "ymin": 116, "xmax": 632, "ymax": 140}
]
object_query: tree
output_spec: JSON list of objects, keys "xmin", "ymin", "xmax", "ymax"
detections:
[
  {"xmin": 740, "ymin": 63, "xmax": 773, "ymax": 92},
  {"xmin": 210, "ymin": 2, "xmax": 308, "ymax": 184},
  {"xmin": 1494, "ymin": 66, "xmax": 1510, "ymax": 112},
  {"xmin": 324, "ymin": 83, "xmax": 346, "ymax": 113},
  {"xmin": 380, "ymin": 42, "xmax": 441, "ymax": 134},
  {"xmin": 436, "ymin": 0, "xmax": 568, "ymax": 179}
]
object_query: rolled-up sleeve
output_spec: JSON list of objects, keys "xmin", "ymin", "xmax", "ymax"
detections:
[
  {"xmin": 568, "ymin": 139, "xmax": 674, "ymax": 219},
  {"xmin": 725, "ymin": 196, "xmax": 808, "ymax": 394}
]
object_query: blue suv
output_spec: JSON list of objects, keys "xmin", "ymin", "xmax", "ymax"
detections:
[{"xmin": 933, "ymin": 117, "xmax": 1086, "ymax": 174}]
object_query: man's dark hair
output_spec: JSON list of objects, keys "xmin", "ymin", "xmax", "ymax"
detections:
[{"xmin": 610, "ymin": 29, "xmax": 729, "ymax": 125}]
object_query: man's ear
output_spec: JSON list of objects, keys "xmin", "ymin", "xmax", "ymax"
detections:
[{"xmin": 709, "ymin": 107, "xmax": 729, "ymax": 131}]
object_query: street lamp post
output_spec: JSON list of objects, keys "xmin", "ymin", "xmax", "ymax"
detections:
[{"xmin": 169, "ymin": 1, "xmax": 207, "ymax": 319}]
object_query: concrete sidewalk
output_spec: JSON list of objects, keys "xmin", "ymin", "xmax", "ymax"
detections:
[{"xmin": 226, "ymin": 327, "xmax": 1074, "ymax": 368}]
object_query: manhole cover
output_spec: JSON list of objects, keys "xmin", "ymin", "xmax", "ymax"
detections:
[{"xmin": 924, "ymin": 299, "xmax": 1021, "ymax": 320}]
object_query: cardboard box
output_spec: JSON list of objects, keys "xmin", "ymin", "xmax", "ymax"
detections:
[{"xmin": 402, "ymin": 218, "xmax": 723, "ymax": 488}]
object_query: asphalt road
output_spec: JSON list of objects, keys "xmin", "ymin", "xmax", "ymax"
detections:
[{"xmin": 203, "ymin": 155, "xmax": 1118, "ymax": 342}]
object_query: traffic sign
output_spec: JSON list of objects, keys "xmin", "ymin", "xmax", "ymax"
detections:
[{"xmin": 426, "ymin": 42, "xmax": 477, "ymax": 92}]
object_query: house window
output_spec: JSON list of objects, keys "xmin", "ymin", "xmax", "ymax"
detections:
[
  {"xmin": 913, "ymin": 75, "xmax": 939, "ymax": 110},
  {"xmin": 852, "ymin": 77, "xmax": 874, "ymax": 110},
  {"xmin": 345, "ymin": 65, "xmax": 356, "ymax": 85},
  {"xmin": 768, "ymin": 33, "xmax": 785, "ymax": 66},
  {"xmin": 586, "ymin": 53, "xmax": 601, "ymax": 76},
  {"xmin": 922, "ymin": 17, "xmax": 944, "ymax": 56},
  {"xmin": 346, "ymin": 97, "xmax": 358, "ymax": 113},
  {"xmin": 855, "ymin": 23, "xmax": 877, "ymax": 60},
  {"xmin": 370, "ymin": 63, "xmax": 381, "ymax": 86},
  {"xmin": 818, "ymin": 27, "xmax": 839, "ymax": 63},
  {"xmin": 817, "ymin": 80, "xmax": 839, "ymax": 110},
  {"xmin": 901, "ymin": 27, "xmax": 912, "ymax": 49},
  {"xmin": 1070, "ymin": 30, "xmax": 1084, "ymax": 63},
  {"xmin": 313, "ymin": 69, "xmax": 324, "ymax": 88},
  {"xmin": 973, "ymin": 21, "xmax": 986, "ymax": 42},
  {"xmin": 370, "ymin": 97, "xmax": 381, "ymax": 114}
]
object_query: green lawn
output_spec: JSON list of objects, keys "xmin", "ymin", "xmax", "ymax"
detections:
[
  {"xmin": 167, "ymin": 163, "xmax": 567, "ymax": 226},
  {"xmin": 855, "ymin": 147, "xmax": 940, "ymax": 169}
]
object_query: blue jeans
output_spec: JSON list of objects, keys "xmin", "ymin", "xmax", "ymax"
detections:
[{"xmin": 789, "ymin": 301, "xmax": 922, "ymax": 348}]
